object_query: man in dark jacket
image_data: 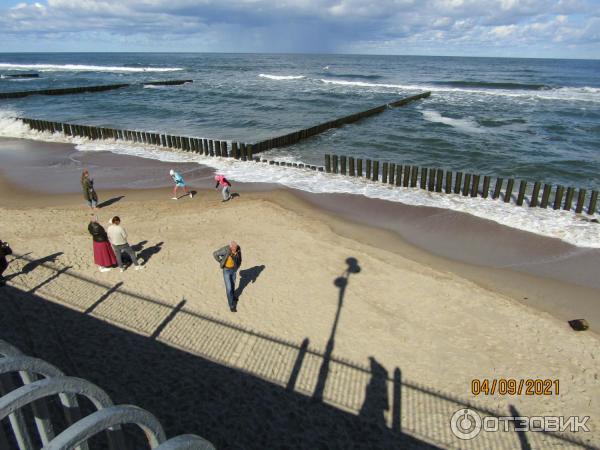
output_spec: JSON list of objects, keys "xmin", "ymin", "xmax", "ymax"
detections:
[
  {"xmin": 0, "ymin": 240, "xmax": 12, "ymax": 287},
  {"xmin": 213, "ymin": 241, "xmax": 242, "ymax": 312}
]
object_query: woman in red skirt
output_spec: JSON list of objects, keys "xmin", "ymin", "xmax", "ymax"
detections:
[{"xmin": 88, "ymin": 214, "xmax": 116, "ymax": 272}]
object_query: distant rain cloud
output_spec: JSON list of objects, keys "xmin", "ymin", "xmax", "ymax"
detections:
[{"xmin": 0, "ymin": 0, "xmax": 598, "ymax": 57}]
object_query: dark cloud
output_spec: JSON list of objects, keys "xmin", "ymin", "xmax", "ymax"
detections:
[{"xmin": 0, "ymin": 0, "xmax": 597, "ymax": 57}]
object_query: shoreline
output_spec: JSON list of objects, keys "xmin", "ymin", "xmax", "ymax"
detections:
[{"xmin": 1, "ymin": 137, "xmax": 599, "ymax": 333}]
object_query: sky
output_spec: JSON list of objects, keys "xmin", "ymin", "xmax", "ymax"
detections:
[{"xmin": 0, "ymin": 0, "xmax": 598, "ymax": 58}]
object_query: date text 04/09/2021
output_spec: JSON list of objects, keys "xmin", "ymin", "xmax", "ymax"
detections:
[{"xmin": 471, "ymin": 379, "xmax": 559, "ymax": 396}]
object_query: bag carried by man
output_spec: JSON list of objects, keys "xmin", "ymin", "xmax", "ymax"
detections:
[{"xmin": 0, "ymin": 241, "xmax": 12, "ymax": 256}]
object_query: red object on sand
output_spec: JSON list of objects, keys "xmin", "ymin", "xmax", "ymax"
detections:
[{"xmin": 93, "ymin": 241, "xmax": 117, "ymax": 267}]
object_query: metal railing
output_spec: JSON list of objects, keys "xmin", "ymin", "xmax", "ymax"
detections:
[{"xmin": 0, "ymin": 340, "xmax": 215, "ymax": 450}]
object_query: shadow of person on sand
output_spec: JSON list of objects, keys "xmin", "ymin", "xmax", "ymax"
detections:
[
  {"xmin": 5, "ymin": 252, "xmax": 63, "ymax": 281},
  {"xmin": 138, "ymin": 242, "xmax": 164, "ymax": 265},
  {"xmin": 128, "ymin": 241, "xmax": 164, "ymax": 265},
  {"xmin": 175, "ymin": 191, "xmax": 196, "ymax": 200},
  {"xmin": 235, "ymin": 265, "xmax": 265, "ymax": 300},
  {"xmin": 359, "ymin": 357, "xmax": 389, "ymax": 428},
  {"xmin": 131, "ymin": 240, "xmax": 148, "ymax": 253},
  {"xmin": 97, "ymin": 196, "xmax": 125, "ymax": 209}
]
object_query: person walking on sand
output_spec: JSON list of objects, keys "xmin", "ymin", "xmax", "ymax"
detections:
[
  {"xmin": 213, "ymin": 241, "xmax": 242, "ymax": 312},
  {"xmin": 82, "ymin": 170, "xmax": 98, "ymax": 209},
  {"xmin": 170, "ymin": 169, "xmax": 193, "ymax": 200},
  {"xmin": 88, "ymin": 215, "xmax": 116, "ymax": 273},
  {"xmin": 0, "ymin": 239, "xmax": 12, "ymax": 286},
  {"xmin": 214, "ymin": 174, "xmax": 232, "ymax": 202},
  {"xmin": 107, "ymin": 216, "xmax": 144, "ymax": 272}
]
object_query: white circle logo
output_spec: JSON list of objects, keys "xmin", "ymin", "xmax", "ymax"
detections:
[{"xmin": 450, "ymin": 408, "xmax": 482, "ymax": 440}]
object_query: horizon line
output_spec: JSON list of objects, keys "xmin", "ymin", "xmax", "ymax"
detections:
[{"xmin": 0, "ymin": 51, "xmax": 598, "ymax": 62}]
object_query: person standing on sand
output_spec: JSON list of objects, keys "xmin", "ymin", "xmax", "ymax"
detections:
[
  {"xmin": 88, "ymin": 215, "xmax": 116, "ymax": 273},
  {"xmin": 107, "ymin": 216, "xmax": 144, "ymax": 272},
  {"xmin": 214, "ymin": 175, "xmax": 232, "ymax": 202},
  {"xmin": 0, "ymin": 240, "xmax": 12, "ymax": 286},
  {"xmin": 213, "ymin": 241, "xmax": 242, "ymax": 312},
  {"xmin": 169, "ymin": 169, "xmax": 193, "ymax": 200},
  {"xmin": 81, "ymin": 170, "xmax": 98, "ymax": 209}
]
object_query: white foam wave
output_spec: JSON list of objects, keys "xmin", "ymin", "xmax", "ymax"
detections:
[
  {"xmin": 321, "ymin": 79, "xmax": 409, "ymax": 90},
  {"xmin": 1, "ymin": 112, "xmax": 597, "ymax": 249},
  {"xmin": 421, "ymin": 109, "xmax": 483, "ymax": 134},
  {"xmin": 259, "ymin": 74, "xmax": 305, "ymax": 80},
  {"xmin": 0, "ymin": 63, "xmax": 182, "ymax": 73},
  {"xmin": 319, "ymin": 78, "xmax": 600, "ymax": 103}
]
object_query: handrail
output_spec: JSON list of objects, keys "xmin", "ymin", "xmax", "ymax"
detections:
[{"xmin": 43, "ymin": 405, "xmax": 166, "ymax": 450}]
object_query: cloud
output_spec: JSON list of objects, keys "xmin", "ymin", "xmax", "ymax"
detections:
[{"xmin": 0, "ymin": 0, "xmax": 598, "ymax": 57}]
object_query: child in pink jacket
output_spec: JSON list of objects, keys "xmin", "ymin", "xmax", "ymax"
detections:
[{"xmin": 214, "ymin": 175, "xmax": 232, "ymax": 202}]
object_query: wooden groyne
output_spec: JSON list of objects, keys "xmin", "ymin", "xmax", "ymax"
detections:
[
  {"xmin": 251, "ymin": 92, "xmax": 431, "ymax": 154},
  {"xmin": 324, "ymin": 153, "xmax": 598, "ymax": 215},
  {"xmin": 19, "ymin": 117, "xmax": 326, "ymax": 171},
  {"xmin": 18, "ymin": 117, "xmax": 262, "ymax": 161},
  {"xmin": 0, "ymin": 79, "xmax": 192, "ymax": 99}
]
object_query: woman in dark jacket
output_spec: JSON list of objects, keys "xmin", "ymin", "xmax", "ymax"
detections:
[
  {"xmin": 0, "ymin": 240, "xmax": 11, "ymax": 286},
  {"xmin": 82, "ymin": 169, "xmax": 98, "ymax": 209},
  {"xmin": 88, "ymin": 215, "xmax": 116, "ymax": 272}
]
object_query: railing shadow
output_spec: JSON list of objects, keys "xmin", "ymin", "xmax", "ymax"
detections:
[
  {"xmin": 5, "ymin": 252, "xmax": 63, "ymax": 282},
  {"xmin": 1, "ymin": 255, "xmax": 596, "ymax": 450}
]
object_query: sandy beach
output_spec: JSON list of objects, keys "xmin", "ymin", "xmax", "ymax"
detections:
[{"xmin": 1, "ymin": 138, "xmax": 599, "ymax": 449}]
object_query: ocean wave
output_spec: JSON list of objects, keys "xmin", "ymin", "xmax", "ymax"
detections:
[
  {"xmin": 320, "ymin": 72, "xmax": 383, "ymax": 80},
  {"xmin": 432, "ymin": 80, "xmax": 550, "ymax": 90},
  {"xmin": 421, "ymin": 110, "xmax": 483, "ymax": 134},
  {"xmin": 319, "ymin": 78, "xmax": 600, "ymax": 103},
  {"xmin": 0, "ymin": 76, "xmax": 36, "ymax": 82},
  {"xmin": 320, "ymin": 79, "xmax": 411, "ymax": 89},
  {"xmin": 0, "ymin": 63, "xmax": 182, "ymax": 73},
  {"xmin": 259, "ymin": 74, "xmax": 305, "ymax": 80},
  {"xmin": 477, "ymin": 117, "xmax": 527, "ymax": 128},
  {"xmin": 1, "ymin": 112, "xmax": 597, "ymax": 248}
]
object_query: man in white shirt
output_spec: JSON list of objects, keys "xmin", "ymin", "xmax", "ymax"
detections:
[{"xmin": 107, "ymin": 216, "xmax": 144, "ymax": 272}]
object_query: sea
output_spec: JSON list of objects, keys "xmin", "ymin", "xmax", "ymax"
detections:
[{"xmin": 0, "ymin": 53, "xmax": 599, "ymax": 247}]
